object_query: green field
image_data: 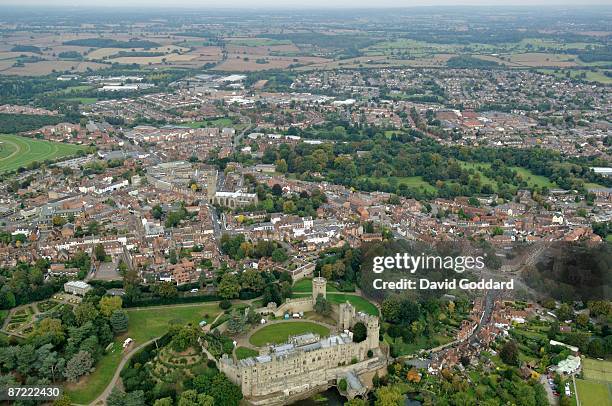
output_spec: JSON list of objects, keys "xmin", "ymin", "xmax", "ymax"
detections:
[
  {"xmin": 184, "ymin": 118, "xmax": 235, "ymax": 128},
  {"xmin": 64, "ymin": 97, "xmax": 99, "ymax": 105},
  {"xmin": 0, "ymin": 134, "xmax": 86, "ymax": 174},
  {"xmin": 292, "ymin": 278, "xmax": 339, "ymax": 293},
  {"xmin": 575, "ymin": 379, "xmax": 611, "ymax": 405},
  {"xmin": 582, "ymin": 358, "xmax": 612, "ymax": 383},
  {"xmin": 249, "ymin": 321, "xmax": 330, "ymax": 346},
  {"xmin": 293, "ymin": 292, "xmax": 379, "ymax": 316},
  {"xmin": 235, "ymin": 346, "xmax": 259, "ymax": 360},
  {"xmin": 458, "ymin": 161, "xmax": 556, "ymax": 190},
  {"xmin": 66, "ymin": 303, "xmax": 221, "ymax": 404}
]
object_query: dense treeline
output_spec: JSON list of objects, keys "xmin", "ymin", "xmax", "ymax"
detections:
[
  {"xmin": 63, "ymin": 38, "xmax": 160, "ymax": 48},
  {"xmin": 259, "ymin": 137, "xmax": 610, "ymax": 201},
  {"xmin": 446, "ymin": 55, "xmax": 500, "ymax": 69},
  {"xmin": 0, "ymin": 113, "xmax": 65, "ymax": 133}
]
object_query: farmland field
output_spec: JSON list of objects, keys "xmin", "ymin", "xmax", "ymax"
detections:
[{"xmin": 0, "ymin": 134, "xmax": 86, "ymax": 173}]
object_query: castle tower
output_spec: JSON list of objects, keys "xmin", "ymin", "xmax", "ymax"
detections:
[
  {"xmin": 338, "ymin": 301, "xmax": 355, "ymax": 331},
  {"xmin": 365, "ymin": 315, "xmax": 380, "ymax": 350},
  {"xmin": 312, "ymin": 276, "xmax": 327, "ymax": 302}
]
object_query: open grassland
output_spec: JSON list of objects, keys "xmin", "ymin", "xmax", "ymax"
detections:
[
  {"xmin": 458, "ymin": 161, "xmax": 556, "ymax": 189},
  {"xmin": 575, "ymin": 379, "xmax": 611, "ymax": 405},
  {"xmin": 66, "ymin": 303, "xmax": 221, "ymax": 404},
  {"xmin": 0, "ymin": 134, "xmax": 86, "ymax": 173},
  {"xmin": 126, "ymin": 303, "xmax": 221, "ymax": 343},
  {"xmin": 537, "ymin": 68, "xmax": 612, "ymax": 85},
  {"xmin": 582, "ymin": 358, "xmax": 612, "ymax": 383},
  {"xmin": 249, "ymin": 321, "xmax": 330, "ymax": 346}
]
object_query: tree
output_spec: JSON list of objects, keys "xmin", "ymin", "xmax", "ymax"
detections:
[
  {"xmin": 271, "ymin": 184, "xmax": 283, "ymax": 196},
  {"xmin": 151, "ymin": 204, "xmax": 163, "ymax": 220},
  {"xmin": 110, "ymin": 310, "xmax": 129, "ymax": 334},
  {"xmin": 53, "ymin": 395, "xmax": 72, "ymax": 406},
  {"xmin": 218, "ymin": 273, "xmax": 241, "ymax": 300},
  {"xmin": 153, "ymin": 398, "xmax": 173, "ymax": 406},
  {"xmin": 99, "ymin": 296, "xmax": 123, "ymax": 317},
  {"xmin": 338, "ymin": 378, "xmax": 348, "ymax": 391},
  {"xmin": 178, "ymin": 390, "xmax": 214, "ymax": 406},
  {"xmin": 314, "ymin": 294, "xmax": 332, "ymax": 316},
  {"xmin": 74, "ymin": 302, "xmax": 99, "ymax": 326},
  {"xmin": 209, "ymin": 373, "xmax": 243, "ymax": 406},
  {"xmin": 240, "ymin": 269, "xmax": 265, "ymax": 292},
  {"xmin": 500, "ymin": 340, "xmax": 519, "ymax": 366},
  {"xmin": 587, "ymin": 338, "xmax": 605, "ymax": 358},
  {"xmin": 154, "ymin": 281, "xmax": 178, "ymax": 299},
  {"xmin": 94, "ymin": 243, "xmax": 107, "ymax": 262},
  {"xmin": 271, "ymin": 248, "xmax": 287, "ymax": 263},
  {"xmin": 63, "ymin": 350, "xmax": 94, "ymax": 382},
  {"xmin": 375, "ymin": 384, "xmax": 404, "ymax": 406},
  {"xmin": 352, "ymin": 322, "xmax": 367, "ymax": 343},
  {"xmin": 381, "ymin": 296, "xmax": 402, "ymax": 324},
  {"xmin": 346, "ymin": 399, "xmax": 368, "ymax": 406},
  {"xmin": 556, "ymin": 303, "xmax": 574, "ymax": 321}
]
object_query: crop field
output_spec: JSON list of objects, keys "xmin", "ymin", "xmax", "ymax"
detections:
[
  {"xmin": 0, "ymin": 134, "xmax": 86, "ymax": 173},
  {"xmin": 226, "ymin": 38, "xmax": 294, "ymax": 47}
]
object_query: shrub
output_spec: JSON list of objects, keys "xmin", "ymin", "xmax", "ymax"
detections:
[{"xmin": 219, "ymin": 300, "xmax": 232, "ymax": 310}]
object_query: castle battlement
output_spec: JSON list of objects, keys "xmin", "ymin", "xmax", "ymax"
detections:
[{"xmin": 218, "ymin": 278, "xmax": 385, "ymax": 403}]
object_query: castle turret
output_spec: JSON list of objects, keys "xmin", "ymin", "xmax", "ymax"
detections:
[{"xmin": 312, "ymin": 276, "xmax": 327, "ymax": 302}]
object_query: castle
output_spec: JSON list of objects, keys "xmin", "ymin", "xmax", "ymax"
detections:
[{"xmin": 219, "ymin": 277, "xmax": 387, "ymax": 405}]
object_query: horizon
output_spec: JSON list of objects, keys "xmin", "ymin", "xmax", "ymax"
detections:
[{"xmin": 2, "ymin": 1, "xmax": 612, "ymax": 9}]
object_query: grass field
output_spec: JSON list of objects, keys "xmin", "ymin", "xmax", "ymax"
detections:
[
  {"xmin": 249, "ymin": 321, "xmax": 330, "ymax": 346},
  {"xmin": 292, "ymin": 278, "xmax": 339, "ymax": 293},
  {"xmin": 66, "ymin": 303, "xmax": 221, "ymax": 404},
  {"xmin": 458, "ymin": 161, "xmax": 556, "ymax": 190},
  {"xmin": 235, "ymin": 346, "xmax": 259, "ymax": 360},
  {"xmin": 0, "ymin": 134, "xmax": 86, "ymax": 173},
  {"xmin": 575, "ymin": 379, "xmax": 611, "ymax": 405},
  {"xmin": 582, "ymin": 358, "xmax": 612, "ymax": 383},
  {"xmin": 184, "ymin": 118, "xmax": 235, "ymax": 128},
  {"xmin": 293, "ymin": 291, "xmax": 379, "ymax": 316}
]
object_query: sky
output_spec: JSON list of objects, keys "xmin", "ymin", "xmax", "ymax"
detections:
[{"xmin": 2, "ymin": 0, "xmax": 611, "ymax": 7}]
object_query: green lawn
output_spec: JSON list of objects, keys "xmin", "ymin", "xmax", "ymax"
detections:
[
  {"xmin": 292, "ymin": 292, "xmax": 379, "ymax": 316},
  {"xmin": 66, "ymin": 303, "xmax": 221, "ymax": 404},
  {"xmin": 575, "ymin": 379, "xmax": 611, "ymax": 405},
  {"xmin": 64, "ymin": 97, "xmax": 99, "ymax": 105},
  {"xmin": 65, "ymin": 342, "xmax": 123, "ymax": 404},
  {"xmin": 0, "ymin": 134, "xmax": 86, "ymax": 173},
  {"xmin": 384, "ymin": 333, "xmax": 454, "ymax": 356},
  {"xmin": 582, "ymin": 358, "xmax": 612, "ymax": 383},
  {"xmin": 458, "ymin": 161, "xmax": 556, "ymax": 190},
  {"xmin": 292, "ymin": 278, "xmax": 339, "ymax": 293},
  {"xmin": 235, "ymin": 346, "xmax": 259, "ymax": 360},
  {"xmin": 249, "ymin": 321, "xmax": 330, "ymax": 346},
  {"xmin": 126, "ymin": 303, "xmax": 221, "ymax": 343}
]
